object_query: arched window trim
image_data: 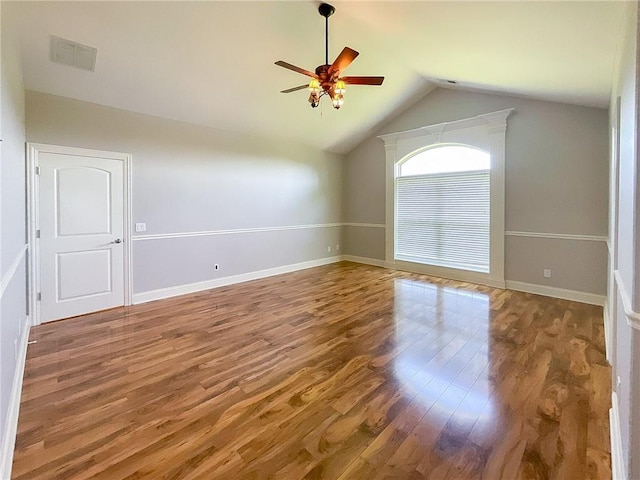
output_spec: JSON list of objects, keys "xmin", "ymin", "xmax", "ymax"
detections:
[{"xmin": 378, "ymin": 108, "xmax": 513, "ymax": 287}]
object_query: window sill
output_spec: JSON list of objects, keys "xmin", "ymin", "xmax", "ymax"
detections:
[{"xmin": 391, "ymin": 259, "xmax": 505, "ymax": 289}]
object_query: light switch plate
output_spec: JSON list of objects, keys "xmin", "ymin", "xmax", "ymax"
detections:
[{"xmin": 135, "ymin": 223, "xmax": 147, "ymax": 233}]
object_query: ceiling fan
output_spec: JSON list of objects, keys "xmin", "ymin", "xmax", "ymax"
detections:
[{"xmin": 275, "ymin": 2, "xmax": 384, "ymax": 110}]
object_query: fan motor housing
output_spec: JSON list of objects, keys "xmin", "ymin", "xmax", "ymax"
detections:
[{"xmin": 315, "ymin": 64, "xmax": 339, "ymax": 92}]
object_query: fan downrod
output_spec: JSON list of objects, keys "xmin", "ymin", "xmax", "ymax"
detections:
[{"xmin": 318, "ymin": 3, "xmax": 335, "ymax": 18}]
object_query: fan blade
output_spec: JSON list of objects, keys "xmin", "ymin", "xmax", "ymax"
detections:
[
  {"xmin": 275, "ymin": 61, "xmax": 316, "ymax": 78},
  {"xmin": 328, "ymin": 47, "xmax": 359, "ymax": 75},
  {"xmin": 342, "ymin": 76, "xmax": 385, "ymax": 86},
  {"xmin": 280, "ymin": 84, "xmax": 309, "ymax": 94}
]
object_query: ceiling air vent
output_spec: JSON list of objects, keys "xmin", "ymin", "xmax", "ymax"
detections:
[{"xmin": 50, "ymin": 35, "xmax": 97, "ymax": 72}]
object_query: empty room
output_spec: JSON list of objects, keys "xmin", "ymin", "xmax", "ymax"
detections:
[{"xmin": 1, "ymin": 1, "xmax": 638, "ymax": 479}]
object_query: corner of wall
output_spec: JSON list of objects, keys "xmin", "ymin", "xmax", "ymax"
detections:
[{"xmin": 1, "ymin": 3, "xmax": 29, "ymax": 476}]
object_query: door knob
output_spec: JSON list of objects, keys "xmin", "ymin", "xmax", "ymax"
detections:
[{"xmin": 112, "ymin": 239, "xmax": 122, "ymax": 244}]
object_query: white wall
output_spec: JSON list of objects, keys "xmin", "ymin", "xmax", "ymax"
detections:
[
  {"xmin": 343, "ymin": 88, "xmax": 609, "ymax": 297},
  {"xmin": 608, "ymin": 1, "xmax": 639, "ymax": 477},
  {"xmin": 26, "ymin": 91, "xmax": 344, "ymax": 298},
  {"xmin": 0, "ymin": 2, "xmax": 28, "ymax": 476}
]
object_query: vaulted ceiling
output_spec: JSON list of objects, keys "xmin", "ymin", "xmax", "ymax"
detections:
[{"xmin": 6, "ymin": 1, "xmax": 626, "ymax": 154}]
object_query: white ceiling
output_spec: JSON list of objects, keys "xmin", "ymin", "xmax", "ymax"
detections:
[{"xmin": 6, "ymin": 1, "xmax": 626, "ymax": 154}]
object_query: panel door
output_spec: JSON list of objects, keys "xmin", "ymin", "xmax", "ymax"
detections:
[{"xmin": 39, "ymin": 152, "xmax": 125, "ymax": 322}]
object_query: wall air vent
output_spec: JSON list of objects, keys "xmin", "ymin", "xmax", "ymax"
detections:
[{"xmin": 50, "ymin": 35, "xmax": 97, "ymax": 72}]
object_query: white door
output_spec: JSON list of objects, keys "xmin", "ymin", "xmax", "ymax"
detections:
[{"xmin": 38, "ymin": 150, "xmax": 126, "ymax": 322}]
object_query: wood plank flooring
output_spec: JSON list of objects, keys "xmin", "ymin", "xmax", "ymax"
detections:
[{"xmin": 12, "ymin": 262, "xmax": 611, "ymax": 479}]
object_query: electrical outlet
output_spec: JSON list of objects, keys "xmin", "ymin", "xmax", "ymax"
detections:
[
  {"xmin": 327, "ymin": 246, "xmax": 331, "ymax": 252},
  {"xmin": 214, "ymin": 264, "xmax": 220, "ymax": 271},
  {"xmin": 543, "ymin": 269, "xmax": 551, "ymax": 278},
  {"xmin": 135, "ymin": 223, "xmax": 147, "ymax": 233},
  {"xmin": 336, "ymin": 244, "xmax": 340, "ymax": 251}
]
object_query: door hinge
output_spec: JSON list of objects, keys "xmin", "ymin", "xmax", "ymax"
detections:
[
  {"xmin": 36, "ymin": 229, "xmax": 40, "ymax": 239},
  {"xmin": 37, "ymin": 292, "xmax": 42, "ymax": 301},
  {"xmin": 35, "ymin": 166, "xmax": 40, "ymax": 175}
]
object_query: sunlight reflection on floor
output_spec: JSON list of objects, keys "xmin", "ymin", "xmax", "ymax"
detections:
[{"xmin": 392, "ymin": 278, "xmax": 494, "ymax": 423}]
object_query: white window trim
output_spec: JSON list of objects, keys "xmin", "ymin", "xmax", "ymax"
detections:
[{"xmin": 378, "ymin": 108, "xmax": 513, "ymax": 288}]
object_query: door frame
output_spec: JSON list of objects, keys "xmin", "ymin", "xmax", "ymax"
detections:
[{"xmin": 27, "ymin": 143, "xmax": 133, "ymax": 326}]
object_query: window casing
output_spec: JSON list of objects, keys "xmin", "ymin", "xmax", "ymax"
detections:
[{"xmin": 379, "ymin": 109, "xmax": 513, "ymax": 287}]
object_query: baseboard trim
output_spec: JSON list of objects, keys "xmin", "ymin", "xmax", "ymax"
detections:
[
  {"xmin": 603, "ymin": 300, "xmax": 612, "ymax": 363},
  {"xmin": 341, "ymin": 257, "xmax": 605, "ymax": 306},
  {"xmin": 0, "ymin": 316, "xmax": 31, "ymax": 480},
  {"xmin": 610, "ymin": 391, "xmax": 626, "ymax": 480},
  {"xmin": 133, "ymin": 254, "xmax": 607, "ymax": 308},
  {"xmin": 504, "ymin": 280, "xmax": 605, "ymax": 306},
  {"xmin": 133, "ymin": 256, "xmax": 343, "ymax": 304},
  {"xmin": 341, "ymin": 255, "xmax": 388, "ymax": 268}
]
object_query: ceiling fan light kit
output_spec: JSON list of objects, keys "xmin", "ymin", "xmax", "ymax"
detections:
[{"xmin": 275, "ymin": 2, "xmax": 384, "ymax": 110}]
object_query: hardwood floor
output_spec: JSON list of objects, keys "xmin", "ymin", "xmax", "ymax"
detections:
[{"xmin": 12, "ymin": 262, "xmax": 611, "ymax": 479}]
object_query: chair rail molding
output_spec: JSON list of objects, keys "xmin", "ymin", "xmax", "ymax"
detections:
[
  {"xmin": 614, "ymin": 269, "xmax": 640, "ymax": 330},
  {"xmin": 505, "ymin": 231, "xmax": 608, "ymax": 242},
  {"xmin": 0, "ymin": 245, "xmax": 27, "ymax": 299},
  {"xmin": 132, "ymin": 222, "xmax": 345, "ymax": 241}
]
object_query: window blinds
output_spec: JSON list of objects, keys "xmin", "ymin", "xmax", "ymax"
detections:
[{"xmin": 396, "ymin": 170, "xmax": 490, "ymax": 273}]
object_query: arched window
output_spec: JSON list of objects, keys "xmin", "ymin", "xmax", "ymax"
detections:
[
  {"xmin": 380, "ymin": 109, "xmax": 512, "ymax": 286},
  {"xmin": 398, "ymin": 145, "xmax": 490, "ymax": 176},
  {"xmin": 396, "ymin": 145, "xmax": 491, "ymax": 273}
]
